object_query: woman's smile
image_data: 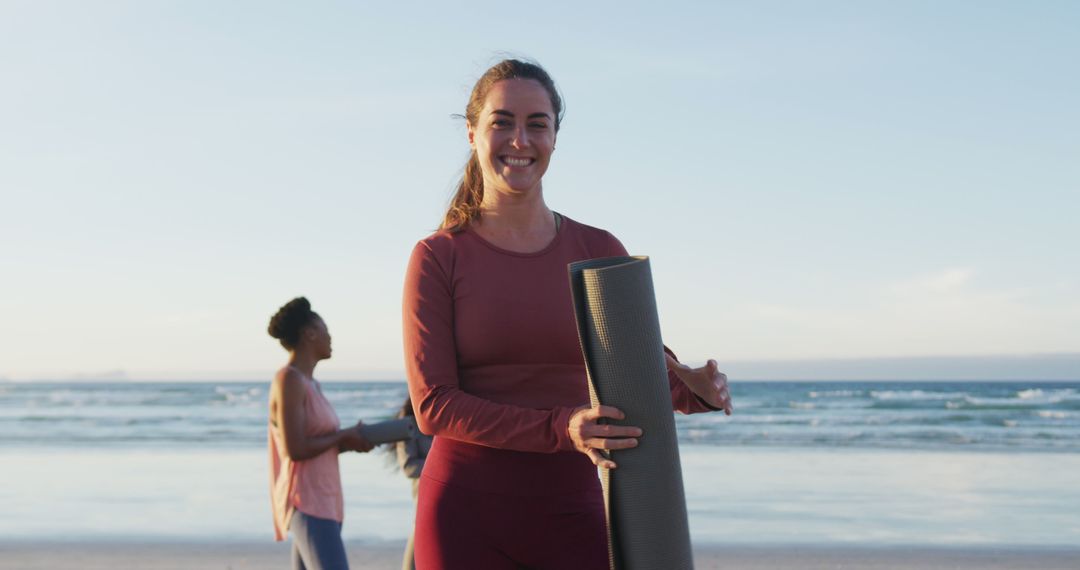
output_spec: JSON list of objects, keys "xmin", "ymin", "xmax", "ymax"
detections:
[{"xmin": 500, "ymin": 156, "xmax": 535, "ymax": 167}]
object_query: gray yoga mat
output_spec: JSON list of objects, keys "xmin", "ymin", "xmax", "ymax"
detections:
[
  {"xmin": 358, "ymin": 417, "xmax": 417, "ymax": 445},
  {"xmin": 568, "ymin": 255, "xmax": 694, "ymax": 570}
]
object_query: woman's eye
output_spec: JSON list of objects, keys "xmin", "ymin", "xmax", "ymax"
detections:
[
  {"xmin": 529, "ymin": 122, "xmax": 548, "ymax": 129},
  {"xmin": 492, "ymin": 119, "xmax": 511, "ymax": 128}
]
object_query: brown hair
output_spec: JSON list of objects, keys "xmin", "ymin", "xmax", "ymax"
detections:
[{"xmin": 440, "ymin": 59, "xmax": 564, "ymax": 232}]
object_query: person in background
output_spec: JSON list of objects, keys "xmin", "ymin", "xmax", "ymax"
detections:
[
  {"xmin": 267, "ymin": 297, "xmax": 374, "ymax": 570},
  {"xmin": 393, "ymin": 397, "xmax": 433, "ymax": 570},
  {"xmin": 402, "ymin": 59, "xmax": 733, "ymax": 569}
]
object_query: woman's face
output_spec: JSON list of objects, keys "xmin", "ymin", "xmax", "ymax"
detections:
[
  {"xmin": 468, "ymin": 78, "xmax": 556, "ymax": 198},
  {"xmin": 304, "ymin": 316, "xmax": 332, "ymax": 360}
]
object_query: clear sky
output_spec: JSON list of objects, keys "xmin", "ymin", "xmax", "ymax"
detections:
[{"xmin": 2, "ymin": 1, "xmax": 1077, "ymax": 381}]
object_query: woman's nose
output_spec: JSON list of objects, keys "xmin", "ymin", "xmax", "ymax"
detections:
[{"xmin": 510, "ymin": 126, "xmax": 529, "ymax": 148}]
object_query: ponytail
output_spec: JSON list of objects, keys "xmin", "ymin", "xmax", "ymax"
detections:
[{"xmin": 440, "ymin": 151, "xmax": 484, "ymax": 232}]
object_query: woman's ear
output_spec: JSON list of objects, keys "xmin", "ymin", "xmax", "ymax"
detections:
[{"xmin": 467, "ymin": 121, "xmax": 476, "ymax": 148}]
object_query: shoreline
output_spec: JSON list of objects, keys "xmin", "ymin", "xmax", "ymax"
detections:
[
  {"xmin": 2, "ymin": 541, "xmax": 1079, "ymax": 570},
  {"xmin": 7, "ymin": 447, "xmax": 1080, "ymax": 547}
]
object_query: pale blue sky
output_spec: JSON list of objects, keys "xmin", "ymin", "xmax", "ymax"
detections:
[{"xmin": 1, "ymin": 1, "xmax": 1077, "ymax": 380}]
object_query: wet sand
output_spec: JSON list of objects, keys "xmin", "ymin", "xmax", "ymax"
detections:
[{"xmin": 2, "ymin": 541, "xmax": 1079, "ymax": 569}]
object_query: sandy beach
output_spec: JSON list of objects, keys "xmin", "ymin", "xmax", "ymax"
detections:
[
  {"xmin": 7, "ymin": 383, "xmax": 1080, "ymax": 569},
  {"xmin": 2, "ymin": 541, "xmax": 1079, "ymax": 569}
]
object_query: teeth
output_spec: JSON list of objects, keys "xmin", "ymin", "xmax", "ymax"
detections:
[{"xmin": 503, "ymin": 157, "xmax": 532, "ymax": 167}]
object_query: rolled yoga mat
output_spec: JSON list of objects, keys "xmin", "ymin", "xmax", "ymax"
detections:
[
  {"xmin": 358, "ymin": 417, "xmax": 418, "ymax": 445},
  {"xmin": 568, "ymin": 255, "xmax": 694, "ymax": 570}
]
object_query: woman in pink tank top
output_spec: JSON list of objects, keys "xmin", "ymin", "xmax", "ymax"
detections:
[{"xmin": 267, "ymin": 297, "xmax": 374, "ymax": 570}]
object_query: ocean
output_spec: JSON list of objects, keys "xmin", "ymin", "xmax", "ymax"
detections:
[
  {"xmin": 3, "ymin": 380, "xmax": 1079, "ymax": 545},
  {"xmin": 4, "ymin": 380, "xmax": 1079, "ymax": 451}
]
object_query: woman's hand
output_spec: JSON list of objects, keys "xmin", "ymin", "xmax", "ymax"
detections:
[
  {"xmin": 338, "ymin": 423, "xmax": 374, "ymax": 453},
  {"xmin": 568, "ymin": 405, "xmax": 642, "ymax": 469},
  {"xmin": 666, "ymin": 354, "xmax": 733, "ymax": 415}
]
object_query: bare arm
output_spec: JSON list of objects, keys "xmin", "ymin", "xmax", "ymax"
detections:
[{"xmin": 274, "ymin": 368, "xmax": 370, "ymax": 461}]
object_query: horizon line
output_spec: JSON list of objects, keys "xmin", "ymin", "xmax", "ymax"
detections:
[{"xmin": 4, "ymin": 352, "xmax": 1078, "ymax": 383}]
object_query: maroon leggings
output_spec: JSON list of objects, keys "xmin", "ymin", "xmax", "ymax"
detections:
[{"xmin": 413, "ymin": 439, "xmax": 609, "ymax": 570}]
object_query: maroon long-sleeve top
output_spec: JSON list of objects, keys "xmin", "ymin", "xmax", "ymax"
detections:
[{"xmin": 402, "ymin": 215, "xmax": 714, "ymax": 454}]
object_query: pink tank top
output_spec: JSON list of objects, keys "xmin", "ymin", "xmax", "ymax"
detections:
[{"xmin": 268, "ymin": 369, "xmax": 343, "ymax": 541}]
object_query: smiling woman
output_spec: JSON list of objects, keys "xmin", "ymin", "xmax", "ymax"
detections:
[
  {"xmin": 401, "ymin": 59, "xmax": 733, "ymax": 570},
  {"xmin": 441, "ymin": 59, "xmax": 563, "ymax": 236},
  {"xmin": 469, "ymin": 79, "xmax": 556, "ymax": 201}
]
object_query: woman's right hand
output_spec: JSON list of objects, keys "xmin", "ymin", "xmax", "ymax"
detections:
[
  {"xmin": 338, "ymin": 424, "xmax": 374, "ymax": 453},
  {"xmin": 567, "ymin": 405, "xmax": 642, "ymax": 469}
]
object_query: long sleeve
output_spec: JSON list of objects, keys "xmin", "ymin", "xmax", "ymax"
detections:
[
  {"xmin": 665, "ymin": 346, "xmax": 723, "ymax": 414},
  {"xmin": 402, "ymin": 240, "xmax": 577, "ymax": 453},
  {"xmin": 396, "ymin": 437, "xmax": 426, "ymax": 479}
]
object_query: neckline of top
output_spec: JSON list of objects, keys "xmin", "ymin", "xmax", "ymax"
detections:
[
  {"xmin": 284, "ymin": 365, "xmax": 321, "ymax": 389},
  {"xmin": 464, "ymin": 212, "xmax": 567, "ymax": 258}
]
